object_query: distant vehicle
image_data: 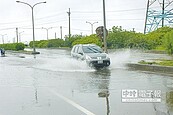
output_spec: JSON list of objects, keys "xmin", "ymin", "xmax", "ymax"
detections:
[
  {"xmin": 71, "ymin": 44, "xmax": 110, "ymax": 68},
  {"xmin": 0, "ymin": 48, "xmax": 5, "ymax": 57}
]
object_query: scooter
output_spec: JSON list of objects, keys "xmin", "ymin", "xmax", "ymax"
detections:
[{"xmin": 0, "ymin": 48, "xmax": 5, "ymax": 57}]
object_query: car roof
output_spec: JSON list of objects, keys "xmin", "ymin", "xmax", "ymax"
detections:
[{"xmin": 74, "ymin": 44, "xmax": 97, "ymax": 47}]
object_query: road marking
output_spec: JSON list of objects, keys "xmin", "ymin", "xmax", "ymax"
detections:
[{"xmin": 49, "ymin": 89, "xmax": 96, "ymax": 115}]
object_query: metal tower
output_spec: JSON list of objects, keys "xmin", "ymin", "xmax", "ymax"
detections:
[{"xmin": 144, "ymin": 0, "xmax": 173, "ymax": 34}]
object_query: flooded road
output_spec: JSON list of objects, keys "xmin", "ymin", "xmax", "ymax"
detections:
[{"xmin": 0, "ymin": 49, "xmax": 173, "ymax": 115}]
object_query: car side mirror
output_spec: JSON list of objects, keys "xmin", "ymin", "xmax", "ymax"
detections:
[{"xmin": 79, "ymin": 52, "xmax": 83, "ymax": 55}]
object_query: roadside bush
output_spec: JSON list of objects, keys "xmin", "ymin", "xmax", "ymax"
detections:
[
  {"xmin": 29, "ymin": 39, "xmax": 65, "ymax": 48},
  {"xmin": 37, "ymin": 40, "xmax": 48, "ymax": 48},
  {"xmin": 47, "ymin": 39, "xmax": 65, "ymax": 48},
  {"xmin": 15, "ymin": 43, "xmax": 25, "ymax": 50},
  {"xmin": 72, "ymin": 34, "xmax": 101, "ymax": 46},
  {"xmin": 0, "ymin": 43, "xmax": 25, "ymax": 51},
  {"xmin": 29, "ymin": 41, "xmax": 41, "ymax": 48},
  {"xmin": 164, "ymin": 30, "xmax": 173, "ymax": 55},
  {"xmin": 64, "ymin": 35, "xmax": 82, "ymax": 48}
]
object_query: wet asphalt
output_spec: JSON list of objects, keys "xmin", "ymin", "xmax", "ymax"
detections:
[{"xmin": 0, "ymin": 48, "xmax": 173, "ymax": 115}]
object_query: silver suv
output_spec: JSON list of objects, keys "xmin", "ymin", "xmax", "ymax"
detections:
[{"xmin": 71, "ymin": 44, "xmax": 110, "ymax": 68}]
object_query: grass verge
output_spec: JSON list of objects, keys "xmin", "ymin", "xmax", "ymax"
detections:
[{"xmin": 139, "ymin": 59, "xmax": 173, "ymax": 66}]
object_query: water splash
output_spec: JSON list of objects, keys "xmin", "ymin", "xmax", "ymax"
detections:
[
  {"xmin": 33, "ymin": 57, "xmax": 95, "ymax": 72},
  {"xmin": 33, "ymin": 49, "xmax": 133, "ymax": 72},
  {"xmin": 109, "ymin": 49, "xmax": 131, "ymax": 70}
]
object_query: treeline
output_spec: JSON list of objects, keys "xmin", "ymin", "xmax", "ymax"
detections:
[
  {"xmin": 0, "ymin": 43, "xmax": 25, "ymax": 51},
  {"xmin": 29, "ymin": 39, "xmax": 65, "ymax": 48},
  {"xmin": 107, "ymin": 26, "xmax": 173, "ymax": 52},
  {"xmin": 29, "ymin": 35, "xmax": 101, "ymax": 48},
  {"xmin": 28, "ymin": 26, "xmax": 173, "ymax": 54}
]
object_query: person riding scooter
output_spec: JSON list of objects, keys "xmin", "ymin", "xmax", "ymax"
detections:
[{"xmin": 0, "ymin": 48, "xmax": 5, "ymax": 57}]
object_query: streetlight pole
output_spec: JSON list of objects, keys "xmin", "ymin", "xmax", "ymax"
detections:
[
  {"xmin": 19, "ymin": 31, "xmax": 24, "ymax": 43},
  {"xmin": 16, "ymin": 1, "xmax": 46, "ymax": 54},
  {"xmin": 16, "ymin": 28, "xmax": 19, "ymax": 43},
  {"xmin": 103, "ymin": 0, "xmax": 108, "ymax": 53},
  {"xmin": 42, "ymin": 27, "xmax": 52, "ymax": 40},
  {"xmin": 86, "ymin": 21, "xmax": 98, "ymax": 34},
  {"xmin": 60, "ymin": 26, "xmax": 63, "ymax": 39},
  {"xmin": 0, "ymin": 34, "xmax": 7, "ymax": 44}
]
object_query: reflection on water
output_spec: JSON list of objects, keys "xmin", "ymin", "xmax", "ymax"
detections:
[
  {"xmin": 153, "ymin": 90, "xmax": 173, "ymax": 115},
  {"xmin": 34, "ymin": 54, "xmax": 36, "ymax": 59},
  {"xmin": 32, "ymin": 68, "xmax": 38, "ymax": 104},
  {"xmin": 98, "ymin": 90, "xmax": 110, "ymax": 115},
  {"xmin": 152, "ymin": 80, "xmax": 173, "ymax": 115},
  {"xmin": 166, "ymin": 91, "xmax": 173, "ymax": 114},
  {"xmin": 89, "ymin": 68, "xmax": 111, "ymax": 90},
  {"xmin": 92, "ymin": 68, "xmax": 111, "ymax": 115},
  {"xmin": 35, "ymin": 88, "xmax": 38, "ymax": 103},
  {"xmin": 167, "ymin": 91, "xmax": 173, "ymax": 107}
]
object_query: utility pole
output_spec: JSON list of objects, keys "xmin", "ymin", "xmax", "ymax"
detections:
[
  {"xmin": 162, "ymin": 0, "xmax": 165, "ymax": 27},
  {"xmin": 132, "ymin": 28, "xmax": 135, "ymax": 32},
  {"xmin": 13, "ymin": 37, "xmax": 15, "ymax": 43},
  {"xmin": 0, "ymin": 34, "xmax": 7, "ymax": 44},
  {"xmin": 103, "ymin": 0, "xmax": 108, "ymax": 53},
  {"xmin": 16, "ymin": 28, "xmax": 19, "ymax": 43},
  {"xmin": 67, "ymin": 8, "xmax": 71, "ymax": 39},
  {"xmin": 55, "ymin": 32, "xmax": 56, "ymax": 39},
  {"xmin": 19, "ymin": 31, "xmax": 24, "ymax": 42},
  {"xmin": 60, "ymin": 26, "xmax": 62, "ymax": 39}
]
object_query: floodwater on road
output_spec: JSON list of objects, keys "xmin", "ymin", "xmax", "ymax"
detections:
[{"xmin": 0, "ymin": 48, "xmax": 173, "ymax": 115}]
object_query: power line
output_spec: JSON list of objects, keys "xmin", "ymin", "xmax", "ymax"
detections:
[
  {"xmin": 0, "ymin": 27, "xmax": 16, "ymax": 31},
  {"xmin": 35, "ymin": 12, "xmax": 65, "ymax": 20},
  {"xmin": 0, "ymin": 18, "xmax": 144, "ymax": 31},
  {"xmin": 0, "ymin": 12, "xmax": 65, "ymax": 26},
  {"xmin": 0, "ymin": 7, "xmax": 147, "ymax": 26},
  {"xmin": 63, "ymin": 26, "xmax": 90, "ymax": 32},
  {"xmin": 0, "ymin": 6, "xmax": 148, "ymax": 32},
  {"xmin": 73, "ymin": 8, "xmax": 147, "ymax": 14},
  {"xmin": 71, "ymin": 18, "xmax": 144, "ymax": 21}
]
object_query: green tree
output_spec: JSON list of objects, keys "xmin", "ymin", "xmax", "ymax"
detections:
[
  {"xmin": 126, "ymin": 32, "xmax": 149, "ymax": 49},
  {"xmin": 72, "ymin": 34, "xmax": 101, "ymax": 46},
  {"xmin": 37, "ymin": 40, "xmax": 48, "ymax": 48},
  {"xmin": 47, "ymin": 39, "xmax": 65, "ymax": 48},
  {"xmin": 107, "ymin": 26, "xmax": 147, "ymax": 49},
  {"xmin": 145, "ymin": 26, "xmax": 173, "ymax": 49},
  {"xmin": 164, "ymin": 30, "xmax": 173, "ymax": 55},
  {"xmin": 64, "ymin": 34, "xmax": 82, "ymax": 47},
  {"xmin": 0, "ymin": 43, "xmax": 25, "ymax": 51},
  {"xmin": 107, "ymin": 26, "xmax": 126, "ymax": 48}
]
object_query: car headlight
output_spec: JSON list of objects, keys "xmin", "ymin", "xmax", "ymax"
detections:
[{"xmin": 86, "ymin": 55, "xmax": 91, "ymax": 60}]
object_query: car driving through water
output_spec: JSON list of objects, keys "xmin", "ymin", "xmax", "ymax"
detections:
[{"xmin": 71, "ymin": 44, "xmax": 110, "ymax": 68}]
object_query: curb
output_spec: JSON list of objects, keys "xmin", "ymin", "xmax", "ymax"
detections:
[{"xmin": 127, "ymin": 63, "xmax": 173, "ymax": 75}]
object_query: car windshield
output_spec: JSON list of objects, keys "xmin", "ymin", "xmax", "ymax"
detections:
[{"xmin": 82, "ymin": 46, "xmax": 103, "ymax": 53}]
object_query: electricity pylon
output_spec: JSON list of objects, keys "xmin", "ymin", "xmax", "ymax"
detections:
[{"xmin": 144, "ymin": 0, "xmax": 173, "ymax": 34}]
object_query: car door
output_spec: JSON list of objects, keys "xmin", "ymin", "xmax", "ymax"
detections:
[
  {"xmin": 73, "ymin": 46, "xmax": 79, "ymax": 59},
  {"xmin": 76, "ymin": 46, "xmax": 84, "ymax": 60}
]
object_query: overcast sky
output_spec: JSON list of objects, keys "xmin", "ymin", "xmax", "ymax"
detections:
[{"xmin": 0, "ymin": 0, "xmax": 149, "ymax": 44}]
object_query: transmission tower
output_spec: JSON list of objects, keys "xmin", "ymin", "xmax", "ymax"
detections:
[{"xmin": 144, "ymin": 0, "xmax": 173, "ymax": 34}]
